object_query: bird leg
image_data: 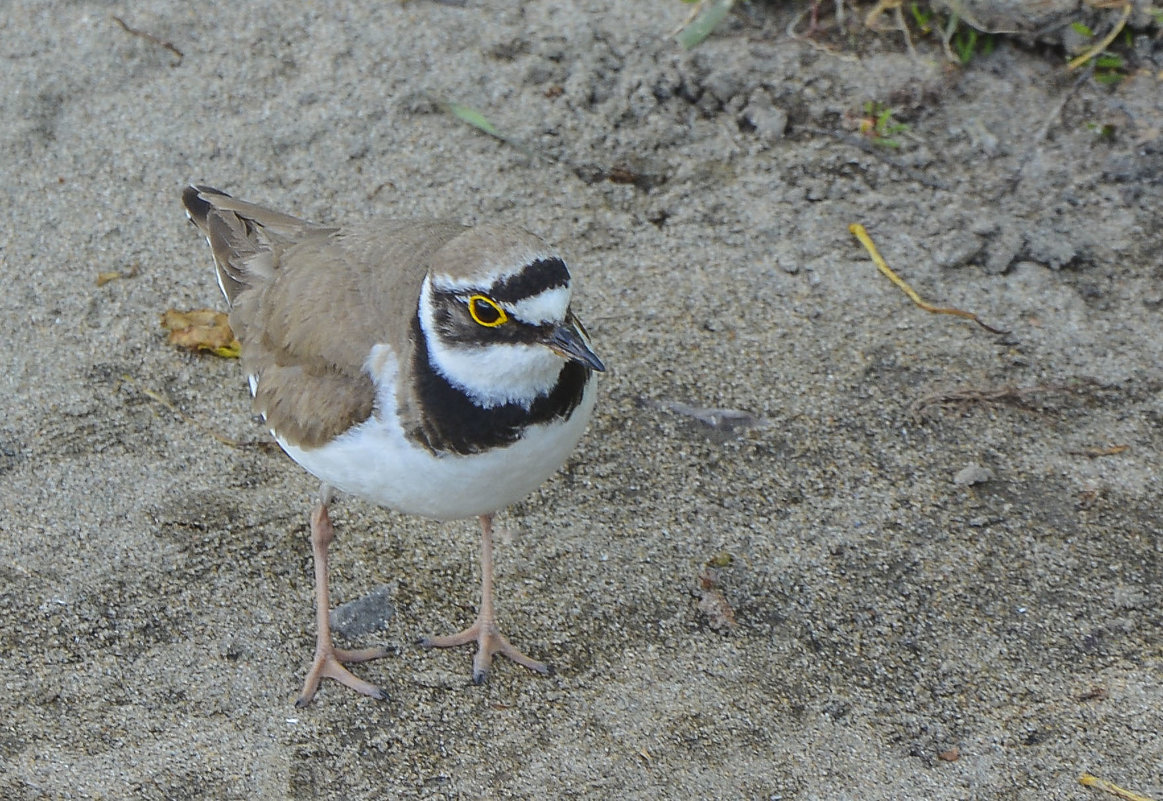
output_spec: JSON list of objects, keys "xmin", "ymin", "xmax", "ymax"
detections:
[
  {"xmin": 295, "ymin": 494, "xmax": 390, "ymax": 707},
  {"xmin": 421, "ymin": 513, "xmax": 550, "ymax": 684}
]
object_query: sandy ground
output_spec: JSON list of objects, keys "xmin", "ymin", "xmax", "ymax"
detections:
[{"xmin": 2, "ymin": 1, "xmax": 1161, "ymax": 799}]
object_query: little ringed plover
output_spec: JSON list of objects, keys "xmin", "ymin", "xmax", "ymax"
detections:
[{"xmin": 181, "ymin": 185, "xmax": 604, "ymax": 706}]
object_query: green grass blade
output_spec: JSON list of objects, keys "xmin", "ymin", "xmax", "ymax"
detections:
[
  {"xmin": 446, "ymin": 102, "xmax": 503, "ymax": 140},
  {"xmin": 677, "ymin": 0, "xmax": 734, "ymax": 49}
]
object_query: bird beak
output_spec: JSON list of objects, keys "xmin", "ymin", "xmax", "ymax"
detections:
[{"xmin": 546, "ymin": 316, "xmax": 606, "ymax": 372}]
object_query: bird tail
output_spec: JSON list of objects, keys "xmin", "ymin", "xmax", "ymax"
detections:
[{"xmin": 181, "ymin": 184, "xmax": 330, "ymax": 305}]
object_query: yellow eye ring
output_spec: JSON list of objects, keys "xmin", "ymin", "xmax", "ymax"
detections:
[{"xmin": 468, "ymin": 294, "xmax": 508, "ymax": 328}]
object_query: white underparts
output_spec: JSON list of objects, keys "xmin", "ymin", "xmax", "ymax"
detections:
[{"xmin": 276, "ymin": 339, "xmax": 599, "ymax": 520}]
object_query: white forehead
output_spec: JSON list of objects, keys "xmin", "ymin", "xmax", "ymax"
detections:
[
  {"xmin": 502, "ymin": 285, "xmax": 571, "ymax": 325},
  {"xmin": 429, "ymin": 246, "xmax": 558, "ymax": 293}
]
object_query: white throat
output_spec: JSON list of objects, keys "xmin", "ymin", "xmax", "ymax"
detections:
[{"xmin": 418, "ymin": 278, "xmax": 566, "ymax": 409}]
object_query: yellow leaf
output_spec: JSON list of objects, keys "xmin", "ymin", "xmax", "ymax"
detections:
[{"xmin": 161, "ymin": 308, "xmax": 241, "ymax": 358}]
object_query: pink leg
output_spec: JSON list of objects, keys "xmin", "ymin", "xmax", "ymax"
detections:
[
  {"xmin": 295, "ymin": 498, "xmax": 390, "ymax": 707},
  {"xmin": 420, "ymin": 514, "xmax": 550, "ymax": 684}
]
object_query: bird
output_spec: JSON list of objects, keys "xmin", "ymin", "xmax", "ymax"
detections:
[{"xmin": 180, "ymin": 185, "xmax": 604, "ymax": 707}]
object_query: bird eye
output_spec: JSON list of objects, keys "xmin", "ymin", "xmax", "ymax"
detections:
[{"xmin": 468, "ymin": 294, "xmax": 508, "ymax": 327}]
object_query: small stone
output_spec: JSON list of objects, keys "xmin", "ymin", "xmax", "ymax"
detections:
[
  {"xmin": 1023, "ymin": 226, "xmax": 1078, "ymax": 270},
  {"xmin": 984, "ymin": 228, "xmax": 1021, "ymax": 274},
  {"xmin": 938, "ymin": 746, "xmax": 960, "ymax": 762},
  {"xmin": 741, "ymin": 89, "xmax": 788, "ymax": 142},
  {"xmin": 933, "ymin": 231, "xmax": 984, "ymax": 270},
  {"xmin": 330, "ymin": 584, "xmax": 396, "ymax": 639},
  {"xmin": 704, "ymin": 70, "xmax": 744, "ymax": 106},
  {"xmin": 954, "ymin": 465, "xmax": 993, "ymax": 486}
]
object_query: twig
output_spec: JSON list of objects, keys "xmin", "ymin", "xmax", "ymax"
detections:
[
  {"xmin": 893, "ymin": 2, "xmax": 915, "ymax": 58},
  {"xmin": 864, "ymin": 0, "xmax": 914, "ymax": 57},
  {"xmin": 1068, "ymin": 444, "xmax": 1130, "ymax": 458},
  {"xmin": 671, "ymin": 1, "xmax": 703, "ymax": 36},
  {"xmin": 1067, "ymin": 2, "xmax": 1132, "ymax": 70},
  {"xmin": 910, "ymin": 383, "xmax": 1076, "ymax": 418},
  {"xmin": 134, "ymin": 382, "xmax": 272, "ymax": 450},
  {"xmin": 849, "ymin": 223, "xmax": 1007, "ymax": 333},
  {"xmin": 1036, "ymin": 68, "xmax": 1091, "ymax": 141},
  {"xmin": 786, "ymin": 8, "xmax": 861, "ymax": 61},
  {"xmin": 804, "ymin": 128, "xmax": 950, "ymax": 190},
  {"xmin": 938, "ymin": 12, "xmax": 960, "ymax": 63},
  {"xmin": 111, "ymin": 15, "xmax": 184, "ymax": 65},
  {"xmin": 1079, "ymin": 773, "xmax": 1158, "ymax": 801}
]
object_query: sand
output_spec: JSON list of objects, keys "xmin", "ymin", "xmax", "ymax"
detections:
[{"xmin": 2, "ymin": 1, "xmax": 1160, "ymax": 798}]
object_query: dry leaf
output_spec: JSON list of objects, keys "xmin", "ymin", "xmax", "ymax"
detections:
[
  {"xmin": 697, "ymin": 568, "xmax": 738, "ymax": 632},
  {"xmin": 698, "ymin": 589, "xmax": 737, "ymax": 632},
  {"xmin": 161, "ymin": 308, "xmax": 240, "ymax": 358},
  {"xmin": 96, "ymin": 263, "xmax": 139, "ymax": 286}
]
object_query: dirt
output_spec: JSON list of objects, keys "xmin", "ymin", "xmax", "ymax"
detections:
[{"xmin": 1, "ymin": 1, "xmax": 1160, "ymax": 799}]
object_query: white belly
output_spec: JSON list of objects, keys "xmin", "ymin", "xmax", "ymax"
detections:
[{"xmin": 277, "ymin": 379, "xmax": 597, "ymax": 520}]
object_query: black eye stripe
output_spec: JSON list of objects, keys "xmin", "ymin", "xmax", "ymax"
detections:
[{"xmin": 487, "ymin": 257, "xmax": 570, "ymax": 304}]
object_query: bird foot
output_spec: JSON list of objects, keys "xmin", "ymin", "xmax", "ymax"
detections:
[
  {"xmin": 295, "ymin": 643, "xmax": 391, "ymax": 708},
  {"xmin": 421, "ymin": 618, "xmax": 551, "ymax": 684}
]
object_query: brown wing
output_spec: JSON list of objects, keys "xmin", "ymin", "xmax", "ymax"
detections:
[
  {"xmin": 184, "ymin": 186, "xmax": 469, "ymax": 449},
  {"xmin": 237, "ymin": 220, "xmax": 468, "ymax": 449}
]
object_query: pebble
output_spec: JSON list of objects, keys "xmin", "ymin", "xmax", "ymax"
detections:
[{"xmin": 954, "ymin": 464, "xmax": 993, "ymax": 486}]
